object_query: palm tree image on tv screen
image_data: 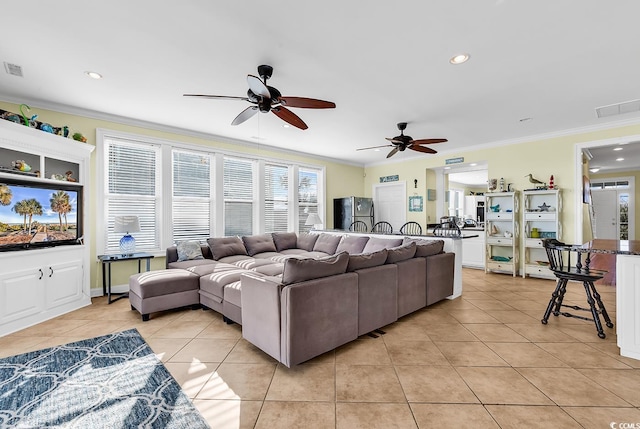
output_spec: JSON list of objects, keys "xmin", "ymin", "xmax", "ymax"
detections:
[{"xmin": 0, "ymin": 181, "xmax": 80, "ymax": 249}]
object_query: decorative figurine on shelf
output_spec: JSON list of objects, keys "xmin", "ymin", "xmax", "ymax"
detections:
[
  {"xmin": 72, "ymin": 132, "xmax": 87, "ymax": 142},
  {"xmin": 38, "ymin": 122, "xmax": 54, "ymax": 133},
  {"xmin": 491, "ymin": 224, "xmax": 499, "ymax": 235},
  {"xmin": 65, "ymin": 170, "xmax": 77, "ymax": 182},
  {"xmin": 499, "ymin": 177, "xmax": 505, "ymax": 192},
  {"xmin": 524, "ymin": 173, "xmax": 547, "ymax": 190},
  {"xmin": 12, "ymin": 160, "xmax": 31, "ymax": 172},
  {"xmin": 490, "ymin": 204, "xmax": 500, "ymax": 212},
  {"xmin": 19, "ymin": 104, "xmax": 38, "ymax": 128},
  {"xmin": 538, "ymin": 202, "xmax": 551, "ymax": 212},
  {"xmin": 549, "ymin": 175, "xmax": 554, "ymax": 190},
  {"xmin": 488, "ymin": 178, "xmax": 497, "ymax": 192}
]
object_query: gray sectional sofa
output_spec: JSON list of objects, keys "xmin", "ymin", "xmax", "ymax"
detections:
[{"xmin": 160, "ymin": 231, "xmax": 454, "ymax": 367}]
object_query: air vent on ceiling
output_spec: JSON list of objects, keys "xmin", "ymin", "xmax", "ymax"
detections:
[
  {"xmin": 596, "ymin": 99, "xmax": 640, "ymax": 118},
  {"xmin": 3, "ymin": 62, "xmax": 23, "ymax": 77}
]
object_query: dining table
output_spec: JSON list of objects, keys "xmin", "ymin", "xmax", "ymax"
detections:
[{"xmin": 578, "ymin": 239, "xmax": 640, "ymax": 361}]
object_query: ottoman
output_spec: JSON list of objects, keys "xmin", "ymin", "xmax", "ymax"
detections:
[{"xmin": 129, "ymin": 269, "xmax": 201, "ymax": 321}]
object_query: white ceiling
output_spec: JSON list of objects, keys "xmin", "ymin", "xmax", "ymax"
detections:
[{"xmin": 1, "ymin": 1, "xmax": 640, "ymax": 167}]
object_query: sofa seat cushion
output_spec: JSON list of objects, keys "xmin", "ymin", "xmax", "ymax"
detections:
[
  {"xmin": 336, "ymin": 235, "xmax": 370, "ymax": 254},
  {"xmin": 207, "ymin": 236, "xmax": 248, "ymax": 260},
  {"xmin": 218, "ymin": 255, "xmax": 257, "ymax": 264},
  {"xmin": 230, "ymin": 258, "xmax": 274, "ymax": 270},
  {"xmin": 223, "ymin": 280, "xmax": 244, "ymax": 307},
  {"xmin": 282, "ymin": 251, "xmax": 349, "ymax": 285},
  {"xmin": 362, "ymin": 237, "xmax": 403, "ymax": 253},
  {"xmin": 347, "ymin": 248, "xmax": 388, "ymax": 272},
  {"xmin": 386, "ymin": 242, "xmax": 417, "ymax": 264},
  {"xmin": 403, "ymin": 238, "xmax": 445, "ymax": 257},
  {"xmin": 251, "ymin": 251, "xmax": 281, "ymax": 260},
  {"xmin": 272, "ymin": 232, "xmax": 298, "ymax": 251},
  {"xmin": 300, "ymin": 251, "xmax": 333, "ymax": 259},
  {"xmin": 242, "ymin": 234, "xmax": 277, "ymax": 256},
  {"xmin": 130, "ymin": 269, "xmax": 200, "ymax": 299},
  {"xmin": 252, "ymin": 262, "xmax": 284, "ymax": 276},
  {"xmin": 312, "ymin": 233, "xmax": 342, "ymax": 255},
  {"xmin": 278, "ymin": 248, "xmax": 311, "ymax": 256},
  {"xmin": 296, "ymin": 233, "xmax": 319, "ymax": 251},
  {"xmin": 168, "ymin": 259, "xmax": 220, "ymax": 270},
  {"xmin": 199, "ymin": 265, "xmax": 249, "ymax": 302}
]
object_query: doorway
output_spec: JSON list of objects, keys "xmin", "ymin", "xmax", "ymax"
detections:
[
  {"xmin": 372, "ymin": 182, "xmax": 406, "ymax": 232},
  {"xmin": 590, "ymin": 177, "xmax": 634, "ymax": 240}
]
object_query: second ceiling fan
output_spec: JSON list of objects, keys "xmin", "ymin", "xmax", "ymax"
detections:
[
  {"xmin": 357, "ymin": 122, "xmax": 447, "ymax": 158},
  {"xmin": 184, "ymin": 65, "xmax": 336, "ymax": 130}
]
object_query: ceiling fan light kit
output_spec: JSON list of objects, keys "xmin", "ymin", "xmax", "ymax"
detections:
[
  {"xmin": 356, "ymin": 122, "xmax": 448, "ymax": 158},
  {"xmin": 184, "ymin": 65, "xmax": 335, "ymax": 130}
]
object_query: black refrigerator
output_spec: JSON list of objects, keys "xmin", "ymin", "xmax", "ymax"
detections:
[{"xmin": 333, "ymin": 197, "xmax": 374, "ymax": 231}]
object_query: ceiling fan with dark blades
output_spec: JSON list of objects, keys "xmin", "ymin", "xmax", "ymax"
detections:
[
  {"xmin": 356, "ymin": 122, "xmax": 447, "ymax": 158},
  {"xmin": 184, "ymin": 65, "xmax": 336, "ymax": 130}
]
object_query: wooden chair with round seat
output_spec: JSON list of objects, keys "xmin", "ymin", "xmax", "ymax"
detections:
[
  {"xmin": 541, "ymin": 238, "xmax": 614, "ymax": 338},
  {"xmin": 349, "ymin": 220, "xmax": 368, "ymax": 232},
  {"xmin": 371, "ymin": 221, "xmax": 393, "ymax": 234}
]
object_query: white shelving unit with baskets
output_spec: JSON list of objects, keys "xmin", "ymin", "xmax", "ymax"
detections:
[
  {"xmin": 485, "ymin": 191, "xmax": 519, "ymax": 277},
  {"xmin": 521, "ymin": 189, "xmax": 562, "ymax": 279}
]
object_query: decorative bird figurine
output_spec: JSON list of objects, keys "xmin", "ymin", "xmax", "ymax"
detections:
[{"xmin": 525, "ymin": 174, "xmax": 546, "ymax": 189}]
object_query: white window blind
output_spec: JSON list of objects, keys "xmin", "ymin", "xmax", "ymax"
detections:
[
  {"xmin": 172, "ymin": 149, "xmax": 212, "ymax": 243},
  {"xmin": 104, "ymin": 138, "xmax": 161, "ymax": 253},
  {"xmin": 298, "ymin": 168, "xmax": 319, "ymax": 232},
  {"xmin": 264, "ymin": 163, "xmax": 289, "ymax": 233},
  {"xmin": 224, "ymin": 157, "xmax": 254, "ymax": 236}
]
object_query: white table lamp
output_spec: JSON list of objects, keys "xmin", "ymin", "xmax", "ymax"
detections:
[
  {"xmin": 114, "ymin": 215, "xmax": 140, "ymax": 255},
  {"xmin": 305, "ymin": 213, "xmax": 323, "ymax": 230}
]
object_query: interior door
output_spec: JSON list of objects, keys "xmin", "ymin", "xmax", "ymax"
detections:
[
  {"xmin": 591, "ymin": 190, "xmax": 618, "ymax": 239},
  {"xmin": 373, "ymin": 183, "xmax": 406, "ymax": 231}
]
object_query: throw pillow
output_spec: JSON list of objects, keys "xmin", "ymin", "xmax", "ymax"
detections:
[
  {"xmin": 282, "ymin": 251, "xmax": 349, "ymax": 285},
  {"xmin": 385, "ymin": 241, "xmax": 417, "ymax": 264},
  {"xmin": 312, "ymin": 233, "xmax": 342, "ymax": 254},
  {"xmin": 272, "ymin": 232, "xmax": 298, "ymax": 252},
  {"xmin": 296, "ymin": 233, "xmax": 319, "ymax": 251},
  {"xmin": 336, "ymin": 235, "xmax": 370, "ymax": 254},
  {"xmin": 207, "ymin": 236, "xmax": 248, "ymax": 261},
  {"xmin": 403, "ymin": 238, "xmax": 444, "ymax": 257},
  {"xmin": 242, "ymin": 233, "xmax": 277, "ymax": 256},
  {"xmin": 347, "ymin": 248, "xmax": 388, "ymax": 272},
  {"xmin": 176, "ymin": 240, "xmax": 204, "ymax": 262},
  {"xmin": 362, "ymin": 236, "xmax": 403, "ymax": 253}
]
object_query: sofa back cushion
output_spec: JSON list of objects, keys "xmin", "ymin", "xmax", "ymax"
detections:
[
  {"xmin": 272, "ymin": 232, "xmax": 298, "ymax": 252},
  {"xmin": 282, "ymin": 251, "xmax": 349, "ymax": 285},
  {"xmin": 336, "ymin": 235, "xmax": 370, "ymax": 254},
  {"xmin": 242, "ymin": 233, "xmax": 277, "ymax": 256},
  {"xmin": 362, "ymin": 237, "xmax": 404, "ymax": 253},
  {"xmin": 403, "ymin": 238, "xmax": 445, "ymax": 257},
  {"xmin": 312, "ymin": 233, "xmax": 342, "ymax": 255},
  {"xmin": 347, "ymin": 248, "xmax": 388, "ymax": 272},
  {"xmin": 386, "ymin": 242, "xmax": 417, "ymax": 264},
  {"xmin": 296, "ymin": 233, "xmax": 319, "ymax": 251},
  {"xmin": 207, "ymin": 236, "xmax": 248, "ymax": 261},
  {"xmin": 176, "ymin": 240, "xmax": 205, "ymax": 262}
]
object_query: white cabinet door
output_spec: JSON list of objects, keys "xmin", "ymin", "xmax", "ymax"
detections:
[
  {"xmin": 0, "ymin": 267, "xmax": 45, "ymax": 324},
  {"xmin": 46, "ymin": 259, "xmax": 84, "ymax": 309},
  {"xmin": 462, "ymin": 236, "xmax": 485, "ymax": 268}
]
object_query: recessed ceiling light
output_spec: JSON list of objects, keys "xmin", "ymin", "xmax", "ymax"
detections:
[
  {"xmin": 282, "ymin": 124, "xmax": 290, "ymax": 128},
  {"xmin": 85, "ymin": 71, "xmax": 102, "ymax": 79},
  {"xmin": 616, "ymin": 157, "xmax": 624, "ymax": 161},
  {"xmin": 470, "ymin": 163, "xmax": 477, "ymax": 166},
  {"xmin": 613, "ymin": 147, "xmax": 623, "ymax": 151},
  {"xmin": 374, "ymin": 149, "xmax": 380, "ymax": 152},
  {"xmin": 449, "ymin": 53, "xmax": 470, "ymax": 65},
  {"xmin": 589, "ymin": 167, "xmax": 601, "ymax": 173}
]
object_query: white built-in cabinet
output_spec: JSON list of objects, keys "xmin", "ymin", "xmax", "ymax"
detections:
[
  {"xmin": 0, "ymin": 119, "xmax": 93, "ymax": 337},
  {"xmin": 521, "ymin": 190, "xmax": 561, "ymax": 279},
  {"xmin": 461, "ymin": 234, "xmax": 485, "ymax": 269},
  {"xmin": 485, "ymin": 191, "xmax": 519, "ymax": 277}
]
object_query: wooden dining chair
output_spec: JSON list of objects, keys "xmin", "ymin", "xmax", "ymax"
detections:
[
  {"xmin": 371, "ymin": 221, "xmax": 393, "ymax": 234},
  {"xmin": 349, "ymin": 220, "xmax": 368, "ymax": 232},
  {"xmin": 399, "ymin": 221, "xmax": 422, "ymax": 235},
  {"xmin": 541, "ymin": 239, "xmax": 614, "ymax": 338}
]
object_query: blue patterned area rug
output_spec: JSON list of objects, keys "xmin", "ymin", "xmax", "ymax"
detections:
[{"xmin": 0, "ymin": 329, "xmax": 209, "ymax": 428}]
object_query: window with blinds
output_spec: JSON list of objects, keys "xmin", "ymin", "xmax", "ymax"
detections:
[
  {"xmin": 298, "ymin": 168, "xmax": 319, "ymax": 232},
  {"xmin": 172, "ymin": 150, "xmax": 212, "ymax": 243},
  {"xmin": 264, "ymin": 163, "xmax": 289, "ymax": 232},
  {"xmin": 224, "ymin": 157, "xmax": 254, "ymax": 236},
  {"xmin": 104, "ymin": 138, "xmax": 161, "ymax": 253}
]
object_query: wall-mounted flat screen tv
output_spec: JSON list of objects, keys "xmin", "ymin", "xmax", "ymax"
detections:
[{"xmin": 0, "ymin": 177, "xmax": 83, "ymax": 252}]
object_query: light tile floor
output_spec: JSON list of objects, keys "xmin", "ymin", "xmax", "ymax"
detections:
[{"xmin": 2, "ymin": 268, "xmax": 640, "ymax": 428}]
